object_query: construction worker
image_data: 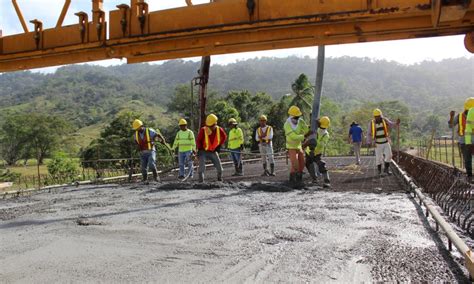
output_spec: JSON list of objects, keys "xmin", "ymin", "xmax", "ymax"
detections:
[
  {"xmin": 304, "ymin": 116, "xmax": 331, "ymax": 187},
  {"xmin": 255, "ymin": 115, "xmax": 275, "ymax": 176},
  {"xmin": 284, "ymin": 106, "xmax": 309, "ymax": 185},
  {"xmin": 449, "ymin": 97, "xmax": 474, "ymax": 181},
  {"xmin": 132, "ymin": 119, "xmax": 167, "ymax": 183},
  {"xmin": 196, "ymin": 114, "xmax": 227, "ymax": 182},
  {"xmin": 367, "ymin": 109, "xmax": 400, "ymax": 177},
  {"xmin": 348, "ymin": 121, "xmax": 364, "ymax": 165},
  {"xmin": 228, "ymin": 118, "xmax": 244, "ymax": 176},
  {"xmin": 172, "ymin": 119, "xmax": 196, "ymax": 179}
]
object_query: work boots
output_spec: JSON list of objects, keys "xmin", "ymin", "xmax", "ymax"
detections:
[
  {"xmin": 295, "ymin": 172, "xmax": 304, "ymax": 188},
  {"xmin": 217, "ymin": 172, "xmax": 223, "ymax": 182},
  {"xmin": 377, "ymin": 164, "xmax": 383, "ymax": 177},
  {"xmin": 289, "ymin": 172, "xmax": 296, "ymax": 184},
  {"xmin": 152, "ymin": 169, "xmax": 160, "ymax": 182},
  {"xmin": 384, "ymin": 162, "xmax": 392, "ymax": 176},
  {"xmin": 322, "ymin": 172, "xmax": 331, "ymax": 188},
  {"xmin": 238, "ymin": 163, "xmax": 244, "ymax": 176},
  {"xmin": 262, "ymin": 163, "xmax": 270, "ymax": 176},
  {"xmin": 232, "ymin": 165, "xmax": 240, "ymax": 176},
  {"xmin": 269, "ymin": 163, "xmax": 276, "ymax": 176}
]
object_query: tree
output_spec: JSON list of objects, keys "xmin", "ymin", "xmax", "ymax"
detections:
[{"xmin": 0, "ymin": 114, "xmax": 30, "ymax": 165}]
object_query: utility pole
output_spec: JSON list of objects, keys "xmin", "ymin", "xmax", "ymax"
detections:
[{"xmin": 198, "ymin": 56, "xmax": 211, "ymax": 128}]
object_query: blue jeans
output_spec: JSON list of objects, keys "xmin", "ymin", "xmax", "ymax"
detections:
[
  {"xmin": 178, "ymin": 151, "xmax": 194, "ymax": 177},
  {"xmin": 140, "ymin": 150, "xmax": 157, "ymax": 179},
  {"xmin": 230, "ymin": 149, "xmax": 242, "ymax": 167}
]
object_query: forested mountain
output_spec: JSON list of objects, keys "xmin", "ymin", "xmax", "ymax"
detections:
[{"xmin": 0, "ymin": 56, "xmax": 472, "ymax": 129}]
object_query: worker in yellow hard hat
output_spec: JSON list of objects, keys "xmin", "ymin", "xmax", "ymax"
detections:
[
  {"xmin": 255, "ymin": 114, "xmax": 276, "ymax": 176},
  {"xmin": 172, "ymin": 118, "xmax": 196, "ymax": 180},
  {"xmin": 227, "ymin": 118, "xmax": 245, "ymax": 176},
  {"xmin": 196, "ymin": 114, "xmax": 227, "ymax": 182},
  {"xmin": 284, "ymin": 105, "xmax": 309, "ymax": 186},
  {"xmin": 304, "ymin": 116, "xmax": 331, "ymax": 187},
  {"xmin": 449, "ymin": 97, "xmax": 474, "ymax": 182},
  {"xmin": 367, "ymin": 109, "xmax": 400, "ymax": 177},
  {"xmin": 132, "ymin": 119, "xmax": 167, "ymax": 183}
]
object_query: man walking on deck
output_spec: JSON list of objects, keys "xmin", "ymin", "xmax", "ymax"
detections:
[
  {"xmin": 349, "ymin": 122, "xmax": 364, "ymax": 165},
  {"xmin": 367, "ymin": 109, "xmax": 400, "ymax": 177},
  {"xmin": 255, "ymin": 115, "xmax": 276, "ymax": 176},
  {"xmin": 451, "ymin": 97, "xmax": 474, "ymax": 182},
  {"xmin": 172, "ymin": 119, "xmax": 196, "ymax": 180},
  {"xmin": 228, "ymin": 118, "xmax": 245, "ymax": 176}
]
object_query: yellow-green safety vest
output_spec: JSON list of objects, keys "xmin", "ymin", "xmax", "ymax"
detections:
[
  {"xmin": 305, "ymin": 130, "xmax": 329, "ymax": 156},
  {"xmin": 464, "ymin": 109, "xmax": 474, "ymax": 145},
  {"xmin": 172, "ymin": 129, "xmax": 196, "ymax": 152},
  {"xmin": 228, "ymin": 127, "xmax": 244, "ymax": 149},
  {"xmin": 284, "ymin": 119, "xmax": 309, "ymax": 150}
]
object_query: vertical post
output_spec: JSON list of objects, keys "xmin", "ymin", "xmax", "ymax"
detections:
[
  {"xmin": 444, "ymin": 137, "xmax": 448, "ymax": 164},
  {"xmin": 452, "ymin": 125, "xmax": 456, "ymax": 168},
  {"xmin": 198, "ymin": 56, "xmax": 211, "ymax": 127},
  {"xmin": 397, "ymin": 119, "xmax": 400, "ymax": 163},
  {"xmin": 36, "ymin": 150, "xmax": 41, "ymax": 190},
  {"xmin": 190, "ymin": 79, "xmax": 195, "ymax": 133},
  {"xmin": 438, "ymin": 137, "xmax": 442, "ymax": 162}
]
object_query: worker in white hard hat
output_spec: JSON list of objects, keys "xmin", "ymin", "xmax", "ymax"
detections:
[
  {"xmin": 255, "ymin": 114, "xmax": 276, "ymax": 176},
  {"xmin": 227, "ymin": 118, "xmax": 245, "ymax": 176},
  {"xmin": 196, "ymin": 114, "xmax": 227, "ymax": 182},
  {"xmin": 132, "ymin": 119, "xmax": 167, "ymax": 183},
  {"xmin": 172, "ymin": 118, "xmax": 196, "ymax": 180},
  {"xmin": 304, "ymin": 116, "xmax": 331, "ymax": 187},
  {"xmin": 367, "ymin": 109, "xmax": 400, "ymax": 177}
]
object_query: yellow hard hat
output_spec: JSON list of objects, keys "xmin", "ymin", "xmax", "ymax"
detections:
[
  {"xmin": 464, "ymin": 97, "xmax": 474, "ymax": 111},
  {"xmin": 228, "ymin": 118, "xmax": 238, "ymax": 124},
  {"xmin": 179, "ymin": 118, "xmax": 187, "ymax": 126},
  {"xmin": 373, "ymin": 108, "xmax": 382, "ymax": 117},
  {"xmin": 259, "ymin": 115, "xmax": 268, "ymax": 121},
  {"xmin": 288, "ymin": 105, "xmax": 303, "ymax": 117},
  {"xmin": 132, "ymin": 119, "xmax": 143, "ymax": 130},
  {"xmin": 319, "ymin": 116, "xmax": 330, "ymax": 129},
  {"xmin": 206, "ymin": 114, "xmax": 218, "ymax": 126}
]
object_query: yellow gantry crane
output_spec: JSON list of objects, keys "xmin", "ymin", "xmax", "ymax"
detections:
[{"xmin": 0, "ymin": 0, "xmax": 474, "ymax": 72}]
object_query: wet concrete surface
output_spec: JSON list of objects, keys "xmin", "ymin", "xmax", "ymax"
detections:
[{"xmin": 0, "ymin": 157, "xmax": 469, "ymax": 282}]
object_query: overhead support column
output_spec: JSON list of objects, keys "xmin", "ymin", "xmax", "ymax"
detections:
[
  {"xmin": 56, "ymin": 0, "xmax": 72, "ymax": 28},
  {"xmin": 12, "ymin": 0, "xmax": 29, "ymax": 33}
]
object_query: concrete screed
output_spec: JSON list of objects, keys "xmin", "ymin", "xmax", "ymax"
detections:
[{"xmin": 0, "ymin": 157, "xmax": 469, "ymax": 283}]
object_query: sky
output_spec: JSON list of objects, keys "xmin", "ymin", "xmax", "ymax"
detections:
[{"xmin": 1, "ymin": 0, "xmax": 473, "ymax": 71}]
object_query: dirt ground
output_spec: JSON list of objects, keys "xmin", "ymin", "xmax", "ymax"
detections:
[{"xmin": 0, "ymin": 157, "xmax": 469, "ymax": 283}]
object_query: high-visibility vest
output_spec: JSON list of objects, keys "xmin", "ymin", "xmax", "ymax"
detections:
[
  {"xmin": 371, "ymin": 119, "xmax": 388, "ymax": 143},
  {"xmin": 284, "ymin": 119, "xmax": 308, "ymax": 150},
  {"xmin": 173, "ymin": 129, "xmax": 195, "ymax": 152},
  {"xmin": 203, "ymin": 126, "xmax": 221, "ymax": 151},
  {"xmin": 305, "ymin": 130, "xmax": 329, "ymax": 156},
  {"xmin": 135, "ymin": 128, "xmax": 153, "ymax": 151},
  {"xmin": 228, "ymin": 127, "xmax": 244, "ymax": 149},
  {"xmin": 465, "ymin": 109, "xmax": 474, "ymax": 145},
  {"xmin": 458, "ymin": 112, "xmax": 467, "ymax": 136},
  {"xmin": 257, "ymin": 126, "xmax": 272, "ymax": 143}
]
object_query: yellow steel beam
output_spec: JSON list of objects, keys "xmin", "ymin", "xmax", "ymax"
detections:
[
  {"xmin": 1, "ymin": 0, "xmax": 474, "ymax": 72},
  {"xmin": 11, "ymin": 0, "xmax": 29, "ymax": 33},
  {"xmin": 56, "ymin": 0, "xmax": 72, "ymax": 28}
]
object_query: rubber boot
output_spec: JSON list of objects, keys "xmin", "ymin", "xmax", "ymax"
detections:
[
  {"xmin": 262, "ymin": 163, "xmax": 269, "ymax": 176},
  {"xmin": 269, "ymin": 163, "xmax": 276, "ymax": 176},
  {"xmin": 377, "ymin": 164, "xmax": 383, "ymax": 177},
  {"xmin": 295, "ymin": 172, "xmax": 304, "ymax": 188},
  {"xmin": 237, "ymin": 163, "xmax": 244, "ymax": 176},
  {"xmin": 152, "ymin": 169, "xmax": 160, "ymax": 182},
  {"xmin": 322, "ymin": 172, "xmax": 331, "ymax": 188},
  {"xmin": 384, "ymin": 162, "xmax": 392, "ymax": 176},
  {"xmin": 289, "ymin": 172, "xmax": 296, "ymax": 185},
  {"xmin": 232, "ymin": 165, "xmax": 239, "ymax": 176},
  {"xmin": 217, "ymin": 172, "xmax": 223, "ymax": 182}
]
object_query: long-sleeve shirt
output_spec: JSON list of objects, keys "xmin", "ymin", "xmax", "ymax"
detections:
[
  {"xmin": 366, "ymin": 118, "xmax": 396, "ymax": 144},
  {"xmin": 228, "ymin": 128, "xmax": 244, "ymax": 149},
  {"xmin": 196, "ymin": 126, "xmax": 227, "ymax": 151},
  {"xmin": 172, "ymin": 129, "xmax": 196, "ymax": 152}
]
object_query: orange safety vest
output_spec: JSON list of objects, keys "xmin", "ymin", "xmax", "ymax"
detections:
[
  {"xmin": 204, "ymin": 126, "xmax": 221, "ymax": 151},
  {"xmin": 258, "ymin": 126, "xmax": 272, "ymax": 143},
  {"xmin": 371, "ymin": 119, "xmax": 388, "ymax": 139},
  {"xmin": 459, "ymin": 112, "xmax": 467, "ymax": 136},
  {"xmin": 135, "ymin": 128, "xmax": 153, "ymax": 151}
]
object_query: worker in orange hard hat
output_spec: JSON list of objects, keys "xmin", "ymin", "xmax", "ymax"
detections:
[
  {"xmin": 367, "ymin": 109, "xmax": 400, "ymax": 177},
  {"xmin": 196, "ymin": 114, "xmax": 227, "ymax": 183},
  {"xmin": 449, "ymin": 97, "xmax": 474, "ymax": 182},
  {"xmin": 132, "ymin": 119, "xmax": 167, "ymax": 183},
  {"xmin": 255, "ymin": 114, "xmax": 276, "ymax": 176},
  {"xmin": 172, "ymin": 118, "xmax": 196, "ymax": 180}
]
